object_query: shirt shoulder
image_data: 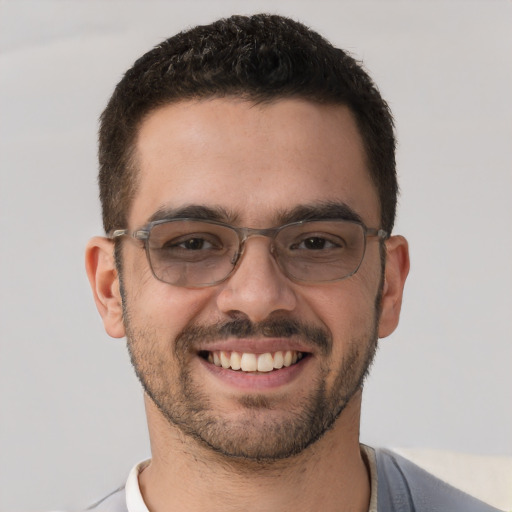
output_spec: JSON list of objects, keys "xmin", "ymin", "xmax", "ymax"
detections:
[
  {"xmin": 84, "ymin": 459, "xmax": 149, "ymax": 512},
  {"xmin": 374, "ymin": 448, "xmax": 503, "ymax": 512},
  {"xmin": 85, "ymin": 486, "xmax": 127, "ymax": 512}
]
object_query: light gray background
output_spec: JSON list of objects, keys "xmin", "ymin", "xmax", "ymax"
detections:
[{"xmin": 1, "ymin": 1, "xmax": 511, "ymax": 511}]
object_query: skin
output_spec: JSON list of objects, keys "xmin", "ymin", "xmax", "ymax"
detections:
[{"xmin": 86, "ymin": 98, "xmax": 409, "ymax": 512}]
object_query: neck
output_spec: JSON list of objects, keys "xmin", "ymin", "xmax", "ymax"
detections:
[{"xmin": 139, "ymin": 392, "xmax": 370, "ymax": 512}]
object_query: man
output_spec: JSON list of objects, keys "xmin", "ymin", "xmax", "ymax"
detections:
[{"xmin": 85, "ymin": 14, "xmax": 499, "ymax": 512}]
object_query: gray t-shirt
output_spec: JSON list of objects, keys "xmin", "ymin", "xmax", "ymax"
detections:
[{"xmin": 87, "ymin": 447, "xmax": 502, "ymax": 512}]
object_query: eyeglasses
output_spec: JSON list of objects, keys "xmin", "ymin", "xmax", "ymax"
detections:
[{"xmin": 110, "ymin": 218, "xmax": 388, "ymax": 288}]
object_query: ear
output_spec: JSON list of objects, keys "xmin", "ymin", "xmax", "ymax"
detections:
[
  {"xmin": 85, "ymin": 236, "xmax": 126, "ymax": 339},
  {"xmin": 378, "ymin": 235, "xmax": 410, "ymax": 338}
]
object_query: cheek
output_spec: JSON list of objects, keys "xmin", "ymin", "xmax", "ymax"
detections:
[
  {"xmin": 303, "ymin": 268, "xmax": 381, "ymax": 357},
  {"xmin": 122, "ymin": 248, "xmax": 214, "ymax": 333},
  {"xmin": 324, "ymin": 290, "xmax": 375, "ymax": 339},
  {"xmin": 132, "ymin": 286, "xmax": 215, "ymax": 335},
  {"xmin": 309, "ymin": 271, "xmax": 380, "ymax": 327}
]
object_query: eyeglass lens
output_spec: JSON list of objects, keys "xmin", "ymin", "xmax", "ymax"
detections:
[{"xmin": 144, "ymin": 219, "xmax": 367, "ymax": 287}]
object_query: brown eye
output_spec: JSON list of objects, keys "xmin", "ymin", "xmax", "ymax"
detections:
[
  {"xmin": 292, "ymin": 235, "xmax": 343, "ymax": 251},
  {"xmin": 160, "ymin": 233, "xmax": 221, "ymax": 252},
  {"xmin": 302, "ymin": 237, "xmax": 329, "ymax": 250},
  {"xmin": 179, "ymin": 238, "xmax": 211, "ymax": 250}
]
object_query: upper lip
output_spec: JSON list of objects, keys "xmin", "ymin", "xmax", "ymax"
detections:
[{"xmin": 196, "ymin": 338, "xmax": 314, "ymax": 355}]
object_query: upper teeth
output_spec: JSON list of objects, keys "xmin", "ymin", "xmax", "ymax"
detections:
[{"xmin": 208, "ymin": 350, "xmax": 303, "ymax": 372}]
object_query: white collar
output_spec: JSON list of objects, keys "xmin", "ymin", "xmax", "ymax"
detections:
[
  {"xmin": 125, "ymin": 459, "xmax": 150, "ymax": 512},
  {"xmin": 125, "ymin": 446, "xmax": 378, "ymax": 512}
]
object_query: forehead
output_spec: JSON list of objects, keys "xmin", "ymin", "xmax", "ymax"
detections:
[{"xmin": 131, "ymin": 97, "xmax": 379, "ymax": 227}]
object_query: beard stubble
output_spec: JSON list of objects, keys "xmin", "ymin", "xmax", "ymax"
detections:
[{"xmin": 124, "ymin": 308, "xmax": 379, "ymax": 462}]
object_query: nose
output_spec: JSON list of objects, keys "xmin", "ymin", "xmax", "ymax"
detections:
[{"xmin": 216, "ymin": 237, "xmax": 297, "ymax": 322}]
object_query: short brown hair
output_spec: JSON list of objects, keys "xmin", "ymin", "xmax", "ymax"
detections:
[{"xmin": 99, "ymin": 14, "xmax": 397, "ymax": 234}]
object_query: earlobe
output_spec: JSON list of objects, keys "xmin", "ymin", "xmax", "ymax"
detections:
[
  {"xmin": 378, "ymin": 235, "xmax": 410, "ymax": 338},
  {"xmin": 85, "ymin": 237, "xmax": 126, "ymax": 339}
]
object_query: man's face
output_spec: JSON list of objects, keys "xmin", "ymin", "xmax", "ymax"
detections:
[{"xmin": 119, "ymin": 98, "xmax": 386, "ymax": 460}]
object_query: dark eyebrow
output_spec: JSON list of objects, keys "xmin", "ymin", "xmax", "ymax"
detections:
[
  {"xmin": 275, "ymin": 201, "xmax": 364, "ymax": 225},
  {"xmin": 146, "ymin": 201, "xmax": 363, "ymax": 227},
  {"xmin": 147, "ymin": 204, "xmax": 239, "ymax": 225}
]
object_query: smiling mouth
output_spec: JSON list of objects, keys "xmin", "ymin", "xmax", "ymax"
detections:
[{"xmin": 199, "ymin": 350, "xmax": 307, "ymax": 373}]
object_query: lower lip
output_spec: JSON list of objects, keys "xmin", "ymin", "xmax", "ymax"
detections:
[{"xmin": 198, "ymin": 355, "xmax": 311, "ymax": 391}]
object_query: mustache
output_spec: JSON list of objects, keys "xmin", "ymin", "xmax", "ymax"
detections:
[{"xmin": 175, "ymin": 317, "xmax": 332, "ymax": 355}]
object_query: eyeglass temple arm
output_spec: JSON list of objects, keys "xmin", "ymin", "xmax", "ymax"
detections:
[
  {"xmin": 108, "ymin": 229, "xmax": 127, "ymax": 239},
  {"xmin": 367, "ymin": 228, "xmax": 389, "ymax": 240},
  {"xmin": 108, "ymin": 229, "xmax": 150, "ymax": 241}
]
